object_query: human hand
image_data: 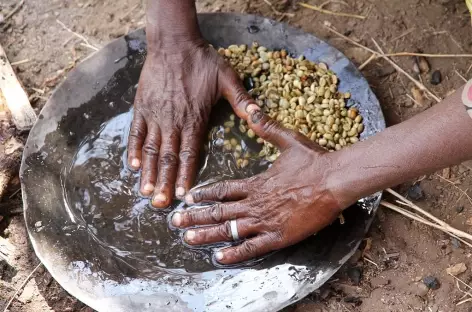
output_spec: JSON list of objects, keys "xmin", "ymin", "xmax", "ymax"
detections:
[
  {"xmin": 171, "ymin": 111, "xmax": 353, "ymax": 264},
  {"xmin": 127, "ymin": 40, "xmax": 256, "ymax": 208}
]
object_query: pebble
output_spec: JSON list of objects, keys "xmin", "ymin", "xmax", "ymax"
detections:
[
  {"xmin": 451, "ymin": 237, "xmax": 461, "ymax": 249},
  {"xmin": 347, "ymin": 267, "xmax": 362, "ymax": 285},
  {"xmin": 423, "ymin": 276, "xmax": 440, "ymax": 290},
  {"xmin": 418, "ymin": 57, "xmax": 430, "ymax": 73},
  {"xmin": 412, "ymin": 283, "xmax": 429, "ymax": 297},
  {"xmin": 431, "ymin": 70, "xmax": 442, "ymax": 85},
  {"xmin": 446, "ymin": 263, "xmax": 467, "ymax": 276},
  {"xmin": 407, "ymin": 184, "xmax": 424, "ymax": 201}
]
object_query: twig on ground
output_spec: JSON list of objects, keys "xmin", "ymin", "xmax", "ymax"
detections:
[
  {"xmin": 3, "ymin": 263, "xmax": 42, "ymax": 312},
  {"xmin": 56, "ymin": 20, "xmax": 99, "ymax": 51},
  {"xmin": 406, "ymin": 94, "xmax": 422, "ymax": 107},
  {"xmin": 371, "ymin": 38, "xmax": 441, "ymax": 103},
  {"xmin": 363, "ymin": 256, "xmax": 379, "ymax": 268},
  {"xmin": 10, "ymin": 59, "xmax": 30, "ymax": 66},
  {"xmin": 391, "ymin": 29, "xmax": 415, "ymax": 42},
  {"xmin": 264, "ymin": 0, "xmax": 295, "ymax": 18},
  {"xmin": 455, "ymin": 70, "xmax": 468, "ymax": 83},
  {"xmin": 320, "ymin": 0, "xmax": 349, "ymax": 9},
  {"xmin": 358, "ymin": 54, "xmax": 376, "ymax": 70},
  {"xmin": 31, "ymin": 87, "xmax": 45, "ymax": 94},
  {"xmin": 384, "ymin": 52, "xmax": 472, "ymax": 58},
  {"xmin": 300, "ymin": 2, "xmax": 366, "ymax": 19},
  {"xmin": 380, "ymin": 201, "xmax": 472, "ymax": 247},
  {"xmin": 467, "ymin": 63, "xmax": 472, "ymax": 75},
  {"xmin": 436, "ymin": 174, "xmax": 472, "ymax": 207},
  {"xmin": 1, "ymin": 0, "xmax": 25, "ymax": 24}
]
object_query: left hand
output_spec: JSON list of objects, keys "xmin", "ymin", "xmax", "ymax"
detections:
[{"xmin": 171, "ymin": 111, "xmax": 350, "ymax": 265}]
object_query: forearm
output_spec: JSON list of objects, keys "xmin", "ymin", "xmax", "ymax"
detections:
[
  {"xmin": 146, "ymin": 0, "xmax": 202, "ymax": 50},
  {"xmin": 329, "ymin": 85, "xmax": 472, "ymax": 208}
]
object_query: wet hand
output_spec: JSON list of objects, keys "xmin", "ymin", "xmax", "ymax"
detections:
[
  {"xmin": 128, "ymin": 40, "xmax": 257, "ymax": 208},
  {"xmin": 171, "ymin": 110, "xmax": 348, "ymax": 264}
]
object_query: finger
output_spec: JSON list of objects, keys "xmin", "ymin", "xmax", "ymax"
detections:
[
  {"xmin": 218, "ymin": 64, "xmax": 260, "ymax": 120},
  {"xmin": 184, "ymin": 218, "xmax": 258, "ymax": 246},
  {"xmin": 184, "ymin": 179, "xmax": 249, "ymax": 205},
  {"xmin": 215, "ymin": 234, "xmax": 279, "ymax": 265},
  {"xmin": 246, "ymin": 110, "xmax": 303, "ymax": 151},
  {"xmin": 152, "ymin": 130, "xmax": 180, "ymax": 208},
  {"xmin": 140, "ymin": 124, "xmax": 161, "ymax": 196},
  {"xmin": 127, "ymin": 111, "xmax": 146, "ymax": 170},
  {"xmin": 175, "ymin": 125, "xmax": 204, "ymax": 199},
  {"xmin": 171, "ymin": 201, "xmax": 249, "ymax": 228},
  {"xmin": 218, "ymin": 64, "xmax": 303, "ymax": 151}
]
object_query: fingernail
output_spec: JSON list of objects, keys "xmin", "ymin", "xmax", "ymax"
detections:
[
  {"xmin": 153, "ymin": 193, "xmax": 167, "ymax": 203},
  {"xmin": 176, "ymin": 187, "xmax": 186, "ymax": 198},
  {"xmin": 172, "ymin": 212, "xmax": 182, "ymax": 227},
  {"xmin": 185, "ymin": 193, "xmax": 194, "ymax": 205},
  {"xmin": 131, "ymin": 158, "xmax": 140, "ymax": 169},
  {"xmin": 142, "ymin": 183, "xmax": 154, "ymax": 194},
  {"xmin": 246, "ymin": 104, "xmax": 260, "ymax": 114},
  {"xmin": 215, "ymin": 251, "xmax": 224, "ymax": 261},
  {"xmin": 185, "ymin": 230, "xmax": 196, "ymax": 241}
]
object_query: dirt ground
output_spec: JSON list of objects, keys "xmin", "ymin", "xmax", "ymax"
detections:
[{"xmin": 1, "ymin": 0, "xmax": 472, "ymax": 311}]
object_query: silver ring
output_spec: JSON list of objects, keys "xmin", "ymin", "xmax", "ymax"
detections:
[{"xmin": 230, "ymin": 220, "xmax": 240, "ymax": 241}]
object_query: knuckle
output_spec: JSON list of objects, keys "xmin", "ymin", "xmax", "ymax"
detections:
[
  {"xmin": 179, "ymin": 148, "xmax": 198, "ymax": 164},
  {"xmin": 234, "ymin": 88, "xmax": 252, "ymax": 108},
  {"xmin": 209, "ymin": 204, "xmax": 223, "ymax": 223},
  {"xmin": 240, "ymin": 240, "xmax": 258, "ymax": 257},
  {"xmin": 142, "ymin": 142, "xmax": 159, "ymax": 156},
  {"xmin": 220, "ymin": 221, "xmax": 232, "ymax": 239},
  {"xmin": 160, "ymin": 151, "xmax": 179, "ymax": 168},
  {"xmin": 215, "ymin": 181, "xmax": 230, "ymax": 200}
]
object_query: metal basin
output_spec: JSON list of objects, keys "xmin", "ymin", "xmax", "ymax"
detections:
[{"xmin": 20, "ymin": 13, "xmax": 385, "ymax": 312}]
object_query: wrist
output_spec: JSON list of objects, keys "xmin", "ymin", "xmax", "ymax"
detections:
[
  {"xmin": 324, "ymin": 148, "xmax": 366, "ymax": 210},
  {"xmin": 146, "ymin": 0, "xmax": 202, "ymax": 51}
]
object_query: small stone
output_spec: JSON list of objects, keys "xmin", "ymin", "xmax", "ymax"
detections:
[
  {"xmin": 431, "ymin": 70, "xmax": 442, "ymax": 85},
  {"xmin": 446, "ymin": 263, "xmax": 467, "ymax": 276},
  {"xmin": 418, "ymin": 57, "xmax": 430, "ymax": 73},
  {"xmin": 413, "ymin": 282, "xmax": 429, "ymax": 297},
  {"xmin": 347, "ymin": 267, "xmax": 362, "ymax": 285},
  {"xmin": 466, "ymin": 217, "xmax": 472, "ymax": 226},
  {"xmin": 35, "ymin": 221, "xmax": 42, "ymax": 228},
  {"xmin": 423, "ymin": 276, "xmax": 440, "ymax": 290},
  {"xmin": 456, "ymin": 206, "xmax": 464, "ymax": 213},
  {"xmin": 451, "ymin": 237, "xmax": 461, "ymax": 249},
  {"xmin": 407, "ymin": 184, "xmax": 424, "ymax": 201}
]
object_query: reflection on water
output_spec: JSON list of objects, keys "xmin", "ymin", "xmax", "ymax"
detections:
[{"xmin": 63, "ymin": 86, "xmax": 268, "ymax": 273}]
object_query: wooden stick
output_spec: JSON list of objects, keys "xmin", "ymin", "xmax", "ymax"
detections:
[
  {"xmin": 264, "ymin": 0, "xmax": 295, "ymax": 18},
  {"xmin": 3, "ymin": 263, "xmax": 42, "ymax": 312},
  {"xmin": 371, "ymin": 38, "xmax": 441, "ymax": 103},
  {"xmin": 300, "ymin": 2, "xmax": 366, "ymax": 19},
  {"xmin": 10, "ymin": 59, "xmax": 30, "ymax": 66},
  {"xmin": 0, "ymin": 45, "xmax": 37, "ymax": 131},
  {"xmin": 455, "ymin": 70, "xmax": 468, "ymax": 83},
  {"xmin": 1, "ymin": 0, "xmax": 25, "ymax": 24},
  {"xmin": 381, "ymin": 201, "xmax": 472, "ymax": 244},
  {"xmin": 436, "ymin": 174, "xmax": 472, "ymax": 207},
  {"xmin": 391, "ymin": 29, "xmax": 415, "ymax": 42},
  {"xmin": 384, "ymin": 52, "xmax": 472, "ymax": 58},
  {"xmin": 324, "ymin": 25, "xmax": 377, "ymax": 54},
  {"xmin": 358, "ymin": 53, "xmax": 376, "ymax": 70},
  {"xmin": 56, "ymin": 20, "xmax": 99, "ymax": 51}
]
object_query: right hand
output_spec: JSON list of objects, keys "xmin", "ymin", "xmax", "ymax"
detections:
[{"xmin": 171, "ymin": 109, "xmax": 355, "ymax": 264}]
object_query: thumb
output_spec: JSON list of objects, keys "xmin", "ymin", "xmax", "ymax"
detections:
[
  {"xmin": 219, "ymin": 65, "xmax": 298, "ymax": 151},
  {"xmin": 218, "ymin": 64, "xmax": 256, "ymax": 120}
]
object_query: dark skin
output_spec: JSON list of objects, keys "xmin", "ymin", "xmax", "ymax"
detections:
[{"xmin": 130, "ymin": 0, "xmax": 472, "ymax": 265}]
